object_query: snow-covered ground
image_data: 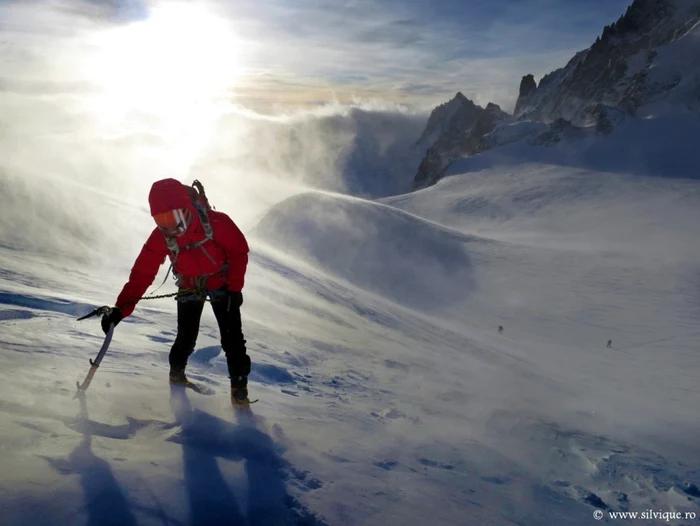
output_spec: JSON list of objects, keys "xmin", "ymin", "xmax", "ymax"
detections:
[{"xmin": 1, "ymin": 100, "xmax": 700, "ymax": 526}]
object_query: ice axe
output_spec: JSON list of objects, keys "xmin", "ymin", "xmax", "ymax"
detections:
[{"xmin": 76, "ymin": 306, "xmax": 116, "ymax": 393}]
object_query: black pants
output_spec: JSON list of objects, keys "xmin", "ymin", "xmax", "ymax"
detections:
[{"xmin": 169, "ymin": 292, "xmax": 250, "ymax": 383}]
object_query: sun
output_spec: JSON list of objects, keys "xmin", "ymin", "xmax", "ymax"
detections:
[{"xmin": 87, "ymin": 2, "xmax": 243, "ymax": 120}]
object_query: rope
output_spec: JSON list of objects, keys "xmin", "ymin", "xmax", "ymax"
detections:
[{"xmin": 116, "ymin": 287, "xmax": 218, "ymax": 311}]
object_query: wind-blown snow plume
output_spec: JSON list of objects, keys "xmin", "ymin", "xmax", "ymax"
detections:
[{"xmin": 0, "ymin": 2, "xmax": 425, "ymax": 271}]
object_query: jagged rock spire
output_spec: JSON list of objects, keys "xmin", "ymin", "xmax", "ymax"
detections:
[{"xmin": 514, "ymin": 74, "xmax": 537, "ymax": 116}]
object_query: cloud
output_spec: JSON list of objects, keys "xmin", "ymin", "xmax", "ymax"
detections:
[
  {"xmin": 0, "ymin": 0, "xmax": 633, "ymax": 112},
  {"xmin": 206, "ymin": 0, "xmax": 633, "ymax": 110},
  {"xmin": 56, "ymin": 0, "xmax": 148, "ymax": 24}
]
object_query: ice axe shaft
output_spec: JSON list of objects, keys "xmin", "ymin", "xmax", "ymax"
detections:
[{"xmin": 76, "ymin": 324, "xmax": 114, "ymax": 393}]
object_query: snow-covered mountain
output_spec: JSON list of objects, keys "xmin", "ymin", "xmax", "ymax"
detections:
[
  {"xmin": 414, "ymin": 0, "xmax": 700, "ymax": 189},
  {"xmin": 516, "ymin": 0, "xmax": 700, "ymax": 122}
]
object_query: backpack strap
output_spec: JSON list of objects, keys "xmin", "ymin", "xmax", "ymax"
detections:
[
  {"xmin": 193, "ymin": 202, "xmax": 214, "ymax": 240},
  {"xmin": 163, "ymin": 203, "xmax": 213, "ymax": 259},
  {"xmin": 165, "ymin": 235, "xmax": 180, "ymax": 257},
  {"xmin": 162, "ymin": 204, "xmax": 222, "ymax": 286},
  {"xmin": 155, "ymin": 181, "xmax": 222, "ymax": 293}
]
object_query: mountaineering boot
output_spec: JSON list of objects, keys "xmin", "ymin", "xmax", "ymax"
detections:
[
  {"xmin": 230, "ymin": 375, "xmax": 249, "ymax": 406},
  {"xmin": 231, "ymin": 386, "xmax": 249, "ymax": 405},
  {"xmin": 169, "ymin": 368, "xmax": 189, "ymax": 385}
]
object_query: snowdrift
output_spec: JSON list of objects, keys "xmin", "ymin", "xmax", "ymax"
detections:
[{"xmin": 252, "ymin": 191, "xmax": 477, "ymax": 312}]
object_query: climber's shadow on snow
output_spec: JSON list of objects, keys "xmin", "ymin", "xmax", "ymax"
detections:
[
  {"xmin": 168, "ymin": 387, "xmax": 326, "ymax": 526},
  {"xmin": 43, "ymin": 393, "xmax": 139, "ymax": 526},
  {"xmin": 168, "ymin": 387, "xmax": 243, "ymax": 525}
]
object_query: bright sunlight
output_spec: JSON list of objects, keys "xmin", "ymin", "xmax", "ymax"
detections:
[{"xmin": 86, "ymin": 2, "xmax": 243, "ymax": 122}]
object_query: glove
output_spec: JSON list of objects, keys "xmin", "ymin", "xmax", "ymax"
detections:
[
  {"xmin": 101, "ymin": 307, "xmax": 123, "ymax": 334},
  {"xmin": 226, "ymin": 290, "xmax": 243, "ymax": 312}
]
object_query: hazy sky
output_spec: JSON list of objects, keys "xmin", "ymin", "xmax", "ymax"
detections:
[{"xmin": 0, "ymin": 0, "xmax": 634, "ymax": 112}]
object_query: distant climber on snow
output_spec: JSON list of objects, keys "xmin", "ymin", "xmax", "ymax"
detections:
[
  {"xmin": 100, "ymin": 178, "xmax": 252, "ymax": 406},
  {"xmin": 498, "ymin": 325, "xmax": 504, "ymax": 334}
]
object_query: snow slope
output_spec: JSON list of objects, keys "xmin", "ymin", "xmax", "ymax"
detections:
[{"xmin": 2, "ymin": 105, "xmax": 700, "ymax": 525}]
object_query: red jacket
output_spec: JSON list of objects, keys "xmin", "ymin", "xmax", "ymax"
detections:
[{"xmin": 115, "ymin": 179, "xmax": 249, "ymax": 317}]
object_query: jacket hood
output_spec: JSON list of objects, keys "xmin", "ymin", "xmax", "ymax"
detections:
[{"xmin": 148, "ymin": 178, "xmax": 192, "ymax": 216}]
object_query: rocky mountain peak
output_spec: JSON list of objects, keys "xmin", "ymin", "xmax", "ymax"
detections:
[
  {"xmin": 411, "ymin": 0, "xmax": 700, "ymax": 190},
  {"xmin": 518, "ymin": 0, "xmax": 700, "ymax": 124},
  {"xmin": 415, "ymin": 92, "xmax": 479, "ymax": 146},
  {"xmin": 514, "ymin": 74, "xmax": 537, "ymax": 116},
  {"xmin": 412, "ymin": 100, "xmax": 510, "ymax": 190}
]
